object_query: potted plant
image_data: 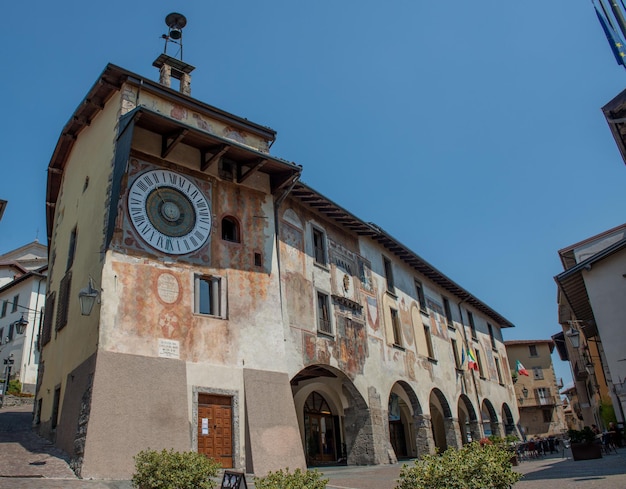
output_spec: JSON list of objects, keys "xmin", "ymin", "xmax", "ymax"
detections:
[{"xmin": 567, "ymin": 427, "xmax": 602, "ymax": 461}]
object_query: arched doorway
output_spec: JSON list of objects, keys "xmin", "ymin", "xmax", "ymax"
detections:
[
  {"xmin": 304, "ymin": 391, "xmax": 339, "ymax": 464},
  {"xmin": 429, "ymin": 389, "xmax": 454, "ymax": 452},
  {"xmin": 388, "ymin": 381, "xmax": 422, "ymax": 459},
  {"xmin": 457, "ymin": 395, "xmax": 478, "ymax": 445},
  {"xmin": 501, "ymin": 403, "xmax": 516, "ymax": 437},
  {"xmin": 481, "ymin": 399, "xmax": 500, "ymax": 438},
  {"xmin": 291, "ymin": 365, "xmax": 375, "ymax": 466}
]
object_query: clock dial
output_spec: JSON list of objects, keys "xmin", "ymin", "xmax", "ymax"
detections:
[{"xmin": 128, "ymin": 169, "xmax": 212, "ymax": 254}]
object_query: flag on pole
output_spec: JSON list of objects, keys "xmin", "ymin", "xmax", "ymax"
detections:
[
  {"xmin": 467, "ymin": 348, "xmax": 479, "ymax": 372},
  {"xmin": 594, "ymin": 0, "xmax": 626, "ymax": 67},
  {"xmin": 516, "ymin": 360, "xmax": 529, "ymax": 376}
]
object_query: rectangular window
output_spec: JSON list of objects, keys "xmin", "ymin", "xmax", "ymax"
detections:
[
  {"xmin": 488, "ymin": 323, "xmax": 496, "ymax": 350},
  {"xmin": 390, "ymin": 308, "xmax": 402, "ymax": 346},
  {"xmin": 51, "ymin": 386, "xmax": 61, "ymax": 429},
  {"xmin": 443, "ymin": 297, "xmax": 453, "ymax": 329},
  {"xmin": 414, "ymin": 280, "xmax": 427, "ymax": 312},
  {"xmin": 56, "ymin": 272, "xmax": 72, "ymax": 331},
  {"xmin": 1, "ymin": 300, "xmax": 7, "ymax": 318},
  {"xmin": 468, "ymin": 311, "xmax": 477, "ymax": 340},
  {"xmin": 529, "ymin": 344, "xmax": 538, "ymax": 357},
  {"xmin": 0, "ymin": 328, "xmax": 3, "ymax": 344},
  {"xmin": 542, "ymin": 408, "xmax": 553, "ymax": 423},
  {"xmin": 195, "ymin": 275, "xmax": 225, "ymax": 317},
  {"xmin": 476, "ymin": 348, "xmax": 485, "ymax": 378},
  {"xmin": 495, "ymin": 357, "xmax": 504, "ymax": 385},
  {"xmin": 66, "ymin": 226, "xmax": 77, "ymax": 272},
  {"xmin": 312, "ymin": 227, "xmax": 327, "ymax": 265},
  {"xmin": 532, "ymin": 367, "xmax": 544, "ymax": 380},
  {"xmin": 536, "ymin": 387, "xmax": 551, "ymax": 405},
  {"xmin": 383, "ymin": 256, "xmax": 395, "ymax": 293},
  {"xmin": 42, "ymin": 292, "xmax": 56, "ymax": 347},
  {"xmin": 8, "ymin": 323, "xmax": 14, "ymax": 342},
  {"xmin": 316, "ymin": 292, "xmax": 332, "ymax": 334},
  {"xmin": 11, "ymin": 294, "xmax": 19, "ymax": 313},
  {"xmin": 424, "ymin": 325, "xmax": 435, "ymax": 359},
  {"xmin": 451, "ymin": 338, "xmax": 462, "ymax": 369}
]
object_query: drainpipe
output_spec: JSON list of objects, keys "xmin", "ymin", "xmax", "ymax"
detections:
[
  {"xmin": 28, "ymin": 275, "xmax": 46, "ymax": 366},
  {"xmin": 272, "ymin": 173, "xmax": 301, "ymax": 342},
  {"xmin": 456, "ymin": 297, "xmax": 483, "ymax": 437}
]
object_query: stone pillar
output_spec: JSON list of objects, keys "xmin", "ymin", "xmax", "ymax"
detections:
[
  {"xmin": 368, "ymin": 387, "xmax": 397, "ymax": 464},
  {"xmin": 159, "ymin": 64, "xmax": 172, "ymax": 88},
  {"xmin": 469, "ymin": 420, "xmax": 481, "ymax": 444},
  {"xmin": 414, "ymin": 413, "xmax": 434, "ymax": 457},
  {"xmin": 444, "ymin": 417, "xmax": 462, "ymax": 449},
  {"xmin": 491, "ymin": 421, "xmax": 503, "ymax": 438},
  {"xmin": 180, "ymin": 73, "xmax": 192, "ymax": 95}
]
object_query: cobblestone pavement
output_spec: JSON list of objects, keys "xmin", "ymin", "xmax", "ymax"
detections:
[{"xmin": 1, "ymin": 403, "xmax": 625, "ymax": 489}]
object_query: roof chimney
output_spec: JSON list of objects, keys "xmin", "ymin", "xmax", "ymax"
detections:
[{"xmin": 153, "ymin": 13, "xmax": 195, "ymax": 95}]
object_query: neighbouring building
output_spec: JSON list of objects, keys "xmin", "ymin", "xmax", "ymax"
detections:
[
  {"xmin": 504, "ymin": 340, "xmax": 567, "ymax": 439},
  {"xmin": 0, "ymin": 241, "xmax": 47, "ymax": 394},
  {"xmin": 35, "ymin": 22, "xmax": 520, "ymax": 479},
  {"xmin": 554, "ymin": 223, "xmax": 626, "ymax": 431},
  {"xmin": 561, "ymin": 386, "xmax": 584, "ymax": 432}
]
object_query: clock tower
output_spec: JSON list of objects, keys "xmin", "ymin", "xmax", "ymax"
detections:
[{"xmin": 37, "ymin": 14, "xmax": 304, "ymax": 479}]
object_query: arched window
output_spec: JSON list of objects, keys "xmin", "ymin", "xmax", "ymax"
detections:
[{"xmin": 221, "ymin": 216, "xmax": 240, "ymax": 243}]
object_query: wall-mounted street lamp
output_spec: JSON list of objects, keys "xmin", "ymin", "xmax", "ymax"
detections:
[
  {"xmin": 522, "ymin": 386, "xmax": 529, "ymax": 398},
  {"xmin": 78, "ymin": 278, "xmax": 100, "ymax": 316},
  {"xmin": 11, "ymin": 314, "xmax": 28, "ymax": 335}
]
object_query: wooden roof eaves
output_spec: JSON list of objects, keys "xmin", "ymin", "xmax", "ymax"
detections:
[{"xmin": 289, "ymin": 182, "xmax": 515, "ymax": 328}]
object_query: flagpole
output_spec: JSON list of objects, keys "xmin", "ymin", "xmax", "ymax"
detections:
[{"xmin": 607, "ymin": 0, "xmax": 626, "ymax": 40}]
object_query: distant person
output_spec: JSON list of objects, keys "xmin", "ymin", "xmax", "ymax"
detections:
[{"xmin": 591, "ymin": 424, "xmax": 601, "ymax": 435}]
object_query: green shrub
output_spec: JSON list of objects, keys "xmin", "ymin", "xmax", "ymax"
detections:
[
  {"xmin": 7, "ymin": 379, "xmax": 21, "ymax": 395},
  {"xmin": 396, "ymin": 442, "xmax": 522, "ymax": 489},
  {"xmin": 131, "ymin": 449, "xmax": 220, "ymax": 489},
  {"xmin": 567, "ymin": 427, "xmax": 596, "ymax": 444},
  {"xmin": 253, "ymin": 467, "xmax": 328, "ymax": 489}
]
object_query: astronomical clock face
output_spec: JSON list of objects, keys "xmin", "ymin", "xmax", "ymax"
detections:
[{"xmin": 128, "ymin": 169, "xmax": 212, "ymax": 254}]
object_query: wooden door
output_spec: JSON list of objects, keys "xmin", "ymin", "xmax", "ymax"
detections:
[{"xmin": 198, "ymin": 395, "xmax": 233, "ymax": 468}]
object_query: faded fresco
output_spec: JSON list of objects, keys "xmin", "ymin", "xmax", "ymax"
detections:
[
  {"xmin": 334, "ymin": 316, "xmax": 368, "ymax": 379},
  {"xmin": 357, "ymin": 257, "xmax": 373, "ymax": 294},
  {"xmin": 484, "ymin": 340, "xmax": 498, "ymax": 382},
  {"xmin": 135, "ymin": 91, "xmax": 271, "ymax": 153},
  {"xmin": 279, "ymin": 221, "xmax": 305, "ymax": 272},
  {"xmin": 366, "ymin": 296, "xmax": 380, "ymax": 334},
  {"xmin": 329, "ymin": 241, "xmax": 358, "ymax": 302},
  {"xmin": 303, "ymin": 332, "xmax": 331, "ymax": 365},
  {"xmin": 425, "ymin": 297, "xmax": 448, "ymax": 340},
  {"xmin": 399, "ymin": 298, "xmax": 414, "ymax": 347},
  {"xmin": 106, "ymin": 262, "xmax": 231, "ymax": 364}
]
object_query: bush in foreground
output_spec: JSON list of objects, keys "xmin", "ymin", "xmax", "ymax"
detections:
[
  {"xmin": 132, "ymin": 449, "xmax": 220, "ymax": 489},
  {"xmin": 254, "ymin": 467, "xmax": 328, "ymax": 489},
  {"xmin": 396, "ymin": 442, "xmax": 522, "ymax": 489}
]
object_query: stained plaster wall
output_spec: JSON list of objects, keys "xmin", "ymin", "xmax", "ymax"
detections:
[
  {"xmin": 38, "ymin": 91, "xmax": 122, "ymax": 432},
  {"xmin": 583, "ymin": 249, "xmax": 626, "ymax": 419},
  {"xmin": 279, "ymin": 198, "xmax": 518, "ymax": 449},
  {"xmin": 123, "ymin": 86, "xmax": 272, "ymax": 154},
  {"xmin": 0, "ymin": 276, "xmax": 46, "ymax": 391},
  {"xmin": 79, "ymin": 111, "xmax": 289, "ymax": 475}
]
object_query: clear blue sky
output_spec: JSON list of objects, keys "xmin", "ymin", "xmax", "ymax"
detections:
[{"xmin": 2, "ymin": 1, "xmax": 626, "ymax": 388}]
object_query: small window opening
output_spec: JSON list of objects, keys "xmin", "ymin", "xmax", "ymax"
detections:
[{"xmin": 222, "ymin": 216, "xmax": 240, "ymax": 243}]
